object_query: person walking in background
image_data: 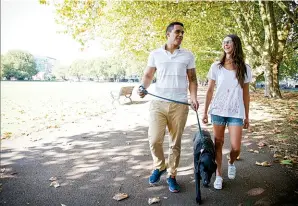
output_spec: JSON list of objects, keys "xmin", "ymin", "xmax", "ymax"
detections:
[
  {"xmin": 202, "ymin": 34, "xmax": 252, "ymax": 190},
  {"xmin": 138, "ymin": 22, "xmax": 199, "ymax": 193}
]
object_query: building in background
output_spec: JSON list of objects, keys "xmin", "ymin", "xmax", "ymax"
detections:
[{"xmin": 32, "ymin": 56, "xmax": 58, "ymax": 80}]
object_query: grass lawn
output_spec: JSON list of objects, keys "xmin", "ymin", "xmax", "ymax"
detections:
[{"xmin": 1, "ymin": 81, "xmax": 139, "ymax": 139}]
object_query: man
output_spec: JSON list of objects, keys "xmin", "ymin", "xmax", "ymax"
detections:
[{"xmin": 138, "ymin": 22, "xmax": 199, "ymax": 193}]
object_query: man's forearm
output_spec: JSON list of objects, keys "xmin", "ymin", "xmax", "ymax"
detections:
[
  {"xmin": 187, "ymin": 68, "xmax": 198, "ymax": 99},
  {"xmin": 189, "ymin": 81, "xmax": 198, "ymax": 99},
  {"xmin": 141, "ymin": 74, "xmax": 153, "ymax": 89},
  {"xmin": 141, "ymin": 67, "xmax": 156, "ymax": 89}
]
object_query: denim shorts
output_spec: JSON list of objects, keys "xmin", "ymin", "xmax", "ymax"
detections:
[{"xmin": 211, "ymin": 114, "xmax": 243, "ymax": 126}]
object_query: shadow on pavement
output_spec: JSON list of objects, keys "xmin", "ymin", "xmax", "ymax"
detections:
[{"xmin": 1, "ymin": 122, "xmax": 297, "ymax": 206}]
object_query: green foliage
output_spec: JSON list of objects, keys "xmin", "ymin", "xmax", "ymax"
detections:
[
  {"xmin": 54, "ymin": 0, "xmax": 107, "ymax": 48},
  {"xmin": 1, "ymin": 50, "xmax": 37, "ymax": 80},
  {"xmin": 52, "ymin": 64, "xmax": 70, "ymax": 81},
  {"xmin": 69, "ymin": 59, "xmax": 88, "ymax": 81},
  {"xmin": 280, "ymin": 22, "xmax": 298, "ymax": 80},
  {"xmin": 45, "ymin": 0, "xmax": 297, "ymax": 92},
  {"xmin": 52, "ymin": 1, "xmax": 237, "ymax": 79},
  {"xmin": 88, "ymin": 58, "xmax": 110, "ymax": 80},
  {"xmin": 280, "ymin": 53, "xmax": 298, "ymax": 80}
]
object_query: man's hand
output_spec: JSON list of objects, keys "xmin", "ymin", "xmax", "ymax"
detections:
[
  {"xmin": 137, "ymin": 85, "xmax": 147, "ymax": 98},
  {"xmin": 243, "ymin": 118, "xmax": 249, "ymax": 129},
  {"xmin": 190, "ymin": 97, "xmax": 199, "ymax": 111}
]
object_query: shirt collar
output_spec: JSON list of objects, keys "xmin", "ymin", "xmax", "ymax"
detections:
[{"xmin": 162, "ymin": 44, "xmax": 181, "ymax": 51}]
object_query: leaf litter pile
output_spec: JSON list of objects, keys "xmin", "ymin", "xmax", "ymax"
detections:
[{"xmin": 249, "ymin": 90, "xmax": 298, "ymax": 172}]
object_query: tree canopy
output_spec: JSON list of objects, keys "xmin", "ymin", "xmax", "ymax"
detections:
[
  {"xmin": 1, "ymin": 50, "xmax": 38, "ymax": 80},
  {"xmin": 41, "ymin": 0, "xmax": 297, "ymax": 97}
]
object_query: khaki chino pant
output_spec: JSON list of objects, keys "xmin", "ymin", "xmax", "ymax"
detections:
[{"xmin": 148, "ymin": 100, "xmax": 189, "ymax": 177}]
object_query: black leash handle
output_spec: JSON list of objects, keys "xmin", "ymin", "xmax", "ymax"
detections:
[{"xmin": 139, "ymin": 85, "xmax": 204, "ymax": 137}]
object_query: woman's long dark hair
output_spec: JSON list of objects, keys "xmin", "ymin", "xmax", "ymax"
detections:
[{"xmin": 219, "ymin": 34, "xmax": 247, "ymax": 88}]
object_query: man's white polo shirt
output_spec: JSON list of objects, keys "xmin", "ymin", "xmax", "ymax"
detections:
[{"xmin": 147, "ymin": 45, "xmax": 195, "ymax": 103}]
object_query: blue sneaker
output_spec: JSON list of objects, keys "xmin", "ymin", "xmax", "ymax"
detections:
[
  {"xmin": 149, "ymin": 169, "xmax": 166, "ymax": 184},
  {"xmin": 167, "ymin": 176, "xmax": 180, "ymax": 193}
]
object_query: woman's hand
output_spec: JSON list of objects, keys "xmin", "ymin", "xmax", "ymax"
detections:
[
  {"xmin": 202, "ymin": 114, "xmax": 208, "ymax": 124},
  {"xmin": 243, "ymin": 118, "xmax": 249, "ymax": 129}
]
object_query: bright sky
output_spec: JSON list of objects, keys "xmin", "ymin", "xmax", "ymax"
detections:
[{"xmin": 1, "ymin": 0, "xmax": 110, "ymax": 65}]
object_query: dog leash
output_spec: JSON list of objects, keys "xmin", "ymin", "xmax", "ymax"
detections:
[{"xmin": 139, "ymin": 85, "xmax": 204, "ymax": 137}]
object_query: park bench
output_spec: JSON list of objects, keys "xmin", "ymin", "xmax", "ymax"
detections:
[{"xmin": 110, "ymin": 86, "xmax": 135, "ymax": 104}]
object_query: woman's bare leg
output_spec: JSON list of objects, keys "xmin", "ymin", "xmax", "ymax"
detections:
[
  {"xmin": 213, "ymin": 125, "xmax": 226, "ymax": 177},
  {"xmin": 228, "ymin": 125, "xmax": 243, "ymax": 164}
]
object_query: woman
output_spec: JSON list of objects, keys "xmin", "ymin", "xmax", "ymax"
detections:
[{"xmin": 202, "ymin": 34, "xmax": 252, "ymax": 190}]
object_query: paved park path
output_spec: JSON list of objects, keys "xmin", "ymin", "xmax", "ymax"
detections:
[{"xmin": 1, "ymin": 86, "xmax": 297, "ymax": 206}]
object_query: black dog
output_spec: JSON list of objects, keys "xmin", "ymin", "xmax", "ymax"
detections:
[{"xmin": 193, "ymin": 129, "xmax": 217, "ymax": 204}]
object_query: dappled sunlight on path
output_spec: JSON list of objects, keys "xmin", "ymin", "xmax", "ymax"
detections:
[{"xmin": 1, "ymin": 83, "xmax": 297, "ymax": 205}]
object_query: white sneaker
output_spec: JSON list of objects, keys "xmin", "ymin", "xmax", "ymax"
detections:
[
  {"xmin": 228, "ymin": 163, "xmax": 236, "ymax": 179},
  {"xmin": 213, "ymin": 176, "xmax": 223, "ymax": 190}
]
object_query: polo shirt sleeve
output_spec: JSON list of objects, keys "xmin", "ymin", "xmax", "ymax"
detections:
[
  {"xmin": 244, "ymin": 64, "xmax": 252, "ymax": 83},
  {"xmin": 147, "ymin": 52, "xmax": 156, "ymax": 67},
  {"xmin": 187, "ymin": 53, "xmax": 195, "ymax": 69},
  {"xmin": 207, "ymin": 62, "xmax": 218, "ymax": 81}
]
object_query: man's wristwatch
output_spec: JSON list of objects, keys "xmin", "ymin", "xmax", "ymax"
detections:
[{"xmin": 139, "ymin": 85, "xmax": 148, "ymax": 94}]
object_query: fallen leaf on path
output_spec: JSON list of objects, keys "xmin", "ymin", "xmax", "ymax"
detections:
[
  {"xmin": 1, "ymin": 132, "xmax": 12, "ymax": 139},
  {"xmin": 256, "ymin": 161, "xmax": 271, "ymax": 167},
  {"xmin": 252, "ymin": 135, "xmax": 265, "ymax": 139},
  {"xmin": 148, "ymin": 197, "xmax": 160, "ymax": 205},
  {"xmin": 50, "ymin": 181, "xmax": 60, "ymax": 188},
  {"xmin": 280, "ymin": 160, "xmax": 293, "ymax": 165},
  {"xmin": 248, "ymin": 128, "xmax": 254, "ymax": 133},
  {"xmin": 254, "ymin": 150, "xmax": 260, "ymax": 154},
  {"xmin": 283, "ymin": 156, "xmax": 290, "ymax": 160},
  {"xmin": 113, "ymin": 193, "xmax": 128, "ymax": 201},
  {"xmin": 247, "ymin": 187, "xmax": 265, "ymax": 196},
  {"xmin": 49, "ymin": 177, "xmax": 57, "ymax": 181},
  {"xmin": 248, "ymin": 149, "xmax": 254, "ymax": 152},
  {"xmin": 61, "ymin": 204, "xmax": 66, "ymax": 206},
  {"xmin": 273, "ymin": 154, "xmax": 282, "ymax": 158},
  {"xmin": 257, "ymin": 141, "xmax": 267, "ymax": 147}
]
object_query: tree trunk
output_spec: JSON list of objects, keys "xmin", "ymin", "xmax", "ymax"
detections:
[
  {"xmin": 263, "ymin": 61, "xmax": 282, "ymax": 98},
  {"xmin": 263, "ymin": 65, "xmax": 272, "ymax": 97},
  {"xmin": 249, "ymin": 65, "xmax": 264, "ymax": 92},
  {"xmin": 259, "ymin": 1, "xmax": 285, "ymax": 99},
  {"xmin": 272, "ymin": 62, "xmax": 282, "ymax": 98}
]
